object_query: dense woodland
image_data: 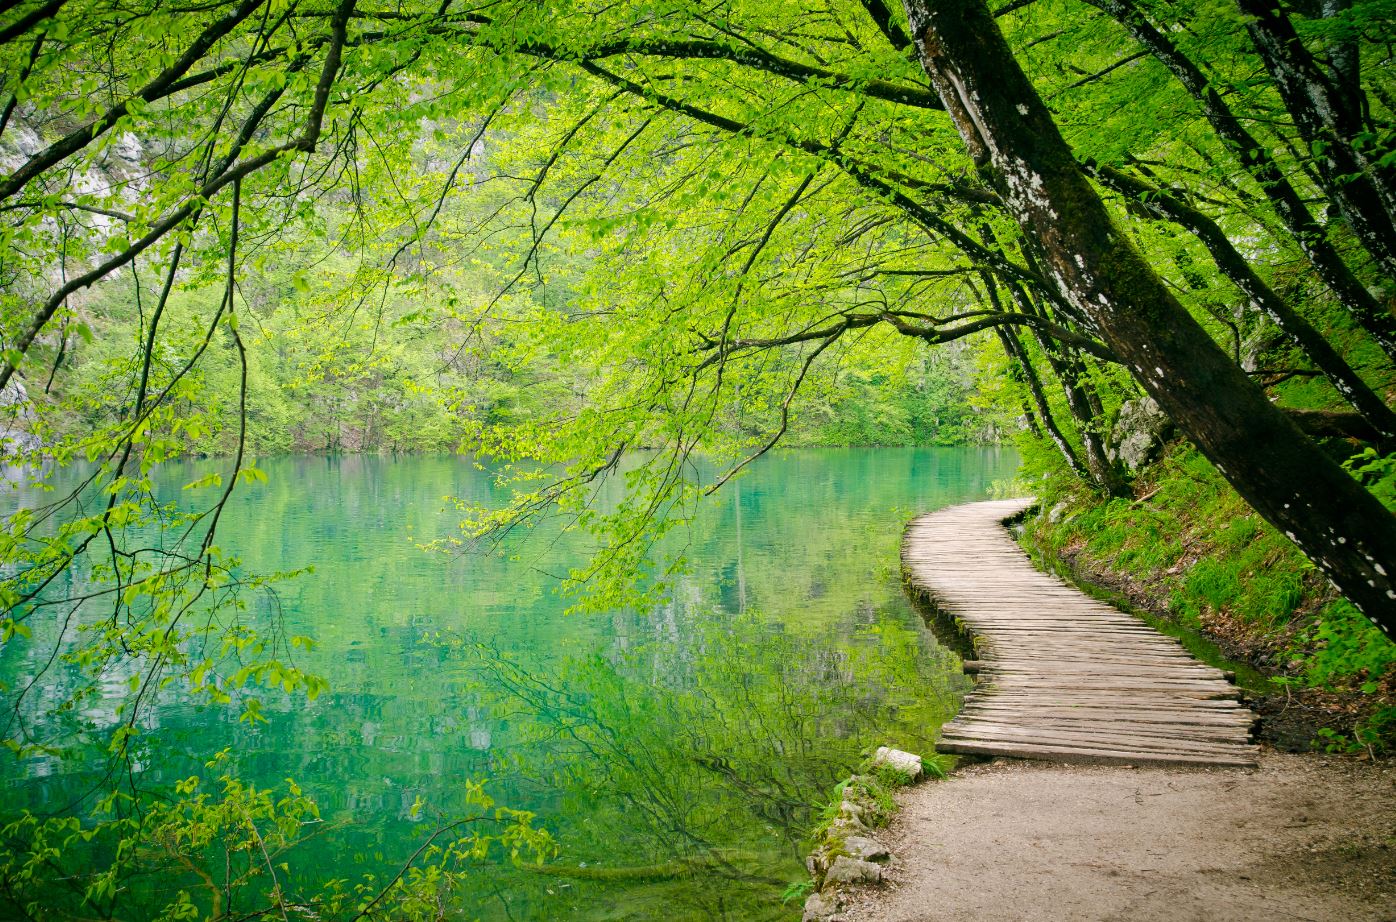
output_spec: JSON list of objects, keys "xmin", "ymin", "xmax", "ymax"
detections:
[
  {"xmin": 1, "ymin": 0, "xmax": 1396, "ymax": 918},
  {"xmin": 40, "ymin": 179, "xmax": 994, "ymax": 454}
]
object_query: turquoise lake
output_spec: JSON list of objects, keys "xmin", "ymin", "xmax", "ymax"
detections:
[{"xmin": 0, "ymin": 447, "xmax": 1018, "ymax": 920}]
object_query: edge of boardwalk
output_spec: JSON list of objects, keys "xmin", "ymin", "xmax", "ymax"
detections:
[{"xmin": 903, "ymin": 498, "xmax": 1259, "ymax": 768}]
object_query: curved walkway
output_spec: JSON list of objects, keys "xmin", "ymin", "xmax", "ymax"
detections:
[{"xmin": 905, "ymin": 498, "xmax": 1258, "ymax": 767}]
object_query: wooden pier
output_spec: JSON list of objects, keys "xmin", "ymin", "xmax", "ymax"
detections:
[{"xmin": 906, "ymin": 498, "xmax": 1258, "ymax": 768}]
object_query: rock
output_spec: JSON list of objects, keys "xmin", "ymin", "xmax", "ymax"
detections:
[
  {"xmin": 1241, "ymin": 321, "xmax": 1286, "ymax": 373},
  {"xmin": 843, "ymin": 835, "xmax": 890, "ymax": 863},
  {"xmin": 838, "ymin": 797, "xmax": 869, "ymax": 827},
  {"xmin": 0, "ymin": 380, "xmax": 39, "ymax": 460},
  {"xmin": 828, "ymin": 816, "xmax": 868, "ymax": 839},
  {"xmin": 872, "ymin": 746, "xmax": 923, "ymax": 781},
  {"xmin": 1046, "ymin": 500, "xmax": 1070, "ymax": 525},
  {"xmin": 824, "ymin": 855, "xmax": 883, "ymax": 886},
  {"xmin": 0, "ymin": 121, "xmax": 44, "ymax": 168},
  {"xmin": 802, "ymin": 891, "xmax": 841, "ymax": 922},
  {"xmin": 1108, "ymin": 396, "xmax": 1175, "ymax": 472}
]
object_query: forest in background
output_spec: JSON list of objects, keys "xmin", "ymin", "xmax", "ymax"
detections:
[{"xmin": 41, "ymin": 180, "xmax": 994, "ymax": 455}]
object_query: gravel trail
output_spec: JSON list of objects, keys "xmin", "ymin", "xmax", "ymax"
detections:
[{"xmin": 837, "ymin": 753, "xmax": 1395, "ymax": 922}]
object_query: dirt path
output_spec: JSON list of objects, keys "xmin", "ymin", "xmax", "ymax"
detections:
[{"xmin": 837, "ymin": 753, "xmax": 1395, "ymax": 922}]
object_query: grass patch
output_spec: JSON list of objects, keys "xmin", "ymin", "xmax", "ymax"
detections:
[{"xmin": 1026, "ymin": 442, "xmax": 1396, "ymax": 750}]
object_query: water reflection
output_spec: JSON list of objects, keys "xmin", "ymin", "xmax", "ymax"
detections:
[{"xmin": 0, "ymin": 447, "xmax": 1017, "ymax": 919}]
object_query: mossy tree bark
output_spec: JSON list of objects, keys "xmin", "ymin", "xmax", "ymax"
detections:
[
  {"xmin": 1090, "ymin": 162, "xmax": 1396, "ymax": 444},
  {"xmin": 1236, "ymin": 0, "xmax": 1396, "ymax": 278},
  {"xmin": 902, "ymin": 0, "xmax": 1396, "ymax": 634},
  {"xmin": 1077, "ymin": 0, "xmax": 1396, "ymax": 362}
]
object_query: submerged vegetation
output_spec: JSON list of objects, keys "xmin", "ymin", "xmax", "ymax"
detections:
[
  {"xmin": 0, "ymin": 0, "xmax": 1395, "ymax": 917},
  {"xmin": 1, "ymin": 769, "xmax": 557, "ymax": 921}
]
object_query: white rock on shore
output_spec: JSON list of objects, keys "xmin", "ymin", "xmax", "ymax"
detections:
[{"xmin": 871, "ymin": 746, "xmax": 922, "ymax": 780}]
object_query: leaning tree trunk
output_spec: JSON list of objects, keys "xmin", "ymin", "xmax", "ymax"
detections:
[
  {"xmin": 1321, "ymin": 0, "xmax": 1361, "ymax": 107},
  {"xmin": 981, "ymin": 260, "xmax": 1121, "ymax": 494},
  {"xmin": 990, "ymin": 299, "xmax": 1091, "ymax": 484},
  {"xmin": 1006, "ymin": 284, "xmax": 1128, "ymax": 497},
  {"xmin": 1002, "ymin": 238, "xmax": 1127, "ymax": 494},
  {"xmin": 1090, "ymin": 162, "xmax": 1396, "ymax": 443},
  {"xmin": 997, "ymin": 332, "xmax": 1047, "ymax": 438},
  {"xmin": 1236, "ymin": 0, "xmax": 1396, "ymax": 279},
  {"xmin": 902, "ymin": 0, "xmax": 1396, "ymax": 634},
  {"xmin": 1077, "ymin": 0, "xmax": 1396, "ymax": 362}
]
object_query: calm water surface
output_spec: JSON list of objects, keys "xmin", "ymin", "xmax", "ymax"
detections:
[{"xmin": 2, "ymin": 447, "xmax": 1017, "ymax": 920}]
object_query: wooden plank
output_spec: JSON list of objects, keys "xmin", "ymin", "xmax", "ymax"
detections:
[
  {"xmin": 975, "ymin": 665, "xmax": 1228, "ymax": 679},
  {"xmin": 906, "ymin": 498, "xmax": 1259, "ymax": 769},
  {"xmin": 959, "ymin": 705, "xmax": 1255, "ymax": 724},
  {"xmin": 982, "ymin": 661, "xmax": 1212, "ymax": 671},
  {"xmin": 943, "ymin": 712, "xmax": 1255, "ymax": 738},
  {"xmin": 936, "ymin": 738, "xmax": 1259, "ymax": 768},
  {"xmin": 960, "ymin": 707, "xmax": 1255, "ymax": 727},
  {"xmin": 951, "ymin": 720, "xmax": 1252, "ymax": 744},
  {"xmin": 982, "ymin": 682, "xmax": 1239, "ymax": 698},
  {"xmin": 979, "ymin": 668, "xmax": 1231, "ymax": 680},
  {"xmin": 938, "ymin": 732, "xmax": 1257, "ymax": 758},
  {"xmin": 940, "ymin": 723, "xmax": 1255, "ymax": 754}
]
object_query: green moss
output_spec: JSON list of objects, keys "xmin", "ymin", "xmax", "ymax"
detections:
[{"xmin": 1026, "ymin": 442, "xmax": 1394, "ymax": 695}]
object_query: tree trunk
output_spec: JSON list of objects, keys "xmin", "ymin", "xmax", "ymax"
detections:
[
  {"xmin": 1000, "ymin": 336, "xmax": 1046, "ymax": 438},
  {"xmin": 981, "ymin": 244, "xmax": 1124, "ymax": 494},
  {"xmin": 993, "ymin": 329, "xmax": 1043, "ymax": 437},
  {"xmin": 1006, "ymin": 282, "xmax": 1128, "ymax": 496},
  {"xmin": 1078, "ymin": 0, "xmax": 1396, "ymax": 361},
  {"xmin": 1001, "ymin": 240, "xmax": 1127, "ymax": 493},
  {"xmin": 995, "ymin": 327, "xmax": 1086, "ymax": 478},
  {"xmin": 1236, "ymin": 0, "xmax": 1396, "ymax": 279},
  {"xmin": 1320, "ymin": 0, "xmax": 1360, "ymax": 108},
  {"xmin": 1091, "ymin": 162, "xmax": 1396, "ymax": 443},
  {"xmin": 903, "ymin": 0, "xmax": 1396, "ymax": 634}
]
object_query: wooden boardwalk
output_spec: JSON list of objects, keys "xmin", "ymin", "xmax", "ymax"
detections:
[{"xmin": 906, "ymin": 498, "xmax": 1258, "ymax": 768}]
